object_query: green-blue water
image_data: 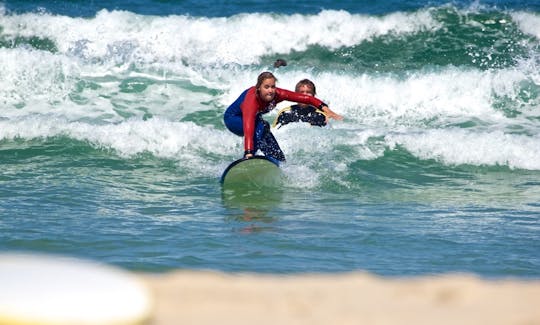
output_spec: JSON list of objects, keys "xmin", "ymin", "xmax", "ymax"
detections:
[{"xmin": 1, "ymin": 1, "xmax": 539, "ymax": 277}]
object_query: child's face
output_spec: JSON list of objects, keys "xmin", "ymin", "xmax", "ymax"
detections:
[{"xmin": 297, "ymin": 84, "xmax": 314, "ymax": 107}]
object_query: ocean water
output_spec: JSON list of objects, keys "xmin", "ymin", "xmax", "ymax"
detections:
[{"xmin": 1, "ymin": 0, "xmax": 539, "ymax": 277}]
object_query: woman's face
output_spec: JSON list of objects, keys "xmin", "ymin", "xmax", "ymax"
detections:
[{"xmin": 258, "ymin": 78, "xmax": 276, "ymax": 102}]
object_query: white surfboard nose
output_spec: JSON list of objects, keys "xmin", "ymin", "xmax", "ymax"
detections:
[{"xmin": 0, "ymin": 253, "xmax": 152, "ymax": 325}]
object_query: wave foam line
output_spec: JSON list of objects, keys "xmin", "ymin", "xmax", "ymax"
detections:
[
  {"xmin": 386, "ymin": 129, "xmax": 540, "ymax": 170},
  {"xmin": 512, "ymin": 11, "xmax": 540, "ymax": 40},
  {"xmin": 0, "ymin": 117, "xmax": 236, "ymax": 160},
  {"xmin": 298, "ymin": 66, "xmax": 539, "ymax": 128},
  {"xmin": 0, "ymin": 9, "xmax": 439, "ymax": 65}
]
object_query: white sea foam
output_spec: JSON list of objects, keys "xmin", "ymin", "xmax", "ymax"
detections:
[
  {"xmin": 0, "ymin": 116, "xmax": 236, "ymax": 164},
  {"xmin": 512, "ymin": 11, "xmax": 540, "ymax": 39},
  {"xmin": 1, "ymin": 8, "xmax": 539, "ymax": 171},
  {"xmin": 2, "ymin": 58, "xmax": 539, "ymax": 171},
  {"xmin": 0, "ymin": 9, "xmax": 439, "ymax": 66},
  {"xmin": 1, "ymin": 8, "xmax": 535, "ymax": 124},
  {"xmin": 386, "ymin": 129, "xmax": 540, "ymax": 170},
  {"xmin": 267, "ymin": 65, "xmax": 537, "ymax": 129},
  {"xmin": 0, "ymin": 49, "xmax": 85, "ymax": 120}
]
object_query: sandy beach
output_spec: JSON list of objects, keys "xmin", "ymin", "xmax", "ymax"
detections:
[{"xmin": 142, "ymin": 271, "xmax": 540, "ymax": 325}]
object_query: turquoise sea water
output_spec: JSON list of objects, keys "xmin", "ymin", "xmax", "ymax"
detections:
[{"xmin": 1, "ymin": 0, "xmax": 539, "ymax": 277}]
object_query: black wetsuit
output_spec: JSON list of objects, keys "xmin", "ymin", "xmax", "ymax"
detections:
[{"xmin": 274, "ymin": 104, "xmax": 327, "ymax": 128}]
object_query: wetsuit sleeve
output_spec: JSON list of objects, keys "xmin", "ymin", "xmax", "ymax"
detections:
[
  {"xmin": 275, "ymin": 88, "xmax": 326, "ymax": 108},
  {"xmin": 240, "ymin": 87, "xmax": 259, "ymax": 153}
]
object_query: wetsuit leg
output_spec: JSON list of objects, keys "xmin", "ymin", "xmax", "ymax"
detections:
[
  {"xmin": 224, "ymin": 112, "xmax": 285, "ymax": 162},
  {"xmin": 255, "ymin": 117, "xmax": 285, "ymax": 162},
  {"xmin": 224, "ymin": 114, "xmax": 244, "ymax": 136}
]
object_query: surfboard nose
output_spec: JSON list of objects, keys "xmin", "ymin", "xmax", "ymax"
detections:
[
  {"xmin": 220, "ymin": 155, "xmax": 283, "ymax": 187},
  {"xmin": 0, "ymin": 253, "xmax": 153, "ymax": 325}
]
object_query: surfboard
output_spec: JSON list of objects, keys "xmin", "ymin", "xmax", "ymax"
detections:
[
  {"xmin": 221, "ymin": 156, "xmax": 284, "ymax": 210},
  {"xmin": 220, "ymin": 155, "xmax": 283, "ymax": 189},
  {"xmin": 0, "ymin": 253, "xmax": 152, "ymax": 325}
]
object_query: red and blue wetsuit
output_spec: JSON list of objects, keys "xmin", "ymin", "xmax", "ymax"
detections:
[{"xmin": 224, "ymin": 86, "xmax": 326, "ymax": 161}]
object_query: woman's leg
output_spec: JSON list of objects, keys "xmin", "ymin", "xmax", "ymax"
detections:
[
  {"xmin": 225, "ymin": 114, "xmax": 285, "ymax": 162},
  {"xmin": 224, "ymin": 115, "xmax": 244, "ymax": 136},
  {"xmin": 255, "ymin": 118, "xmax": 285, "ymax": 162}
]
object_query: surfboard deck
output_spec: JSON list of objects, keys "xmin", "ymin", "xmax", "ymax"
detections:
[{"xmin": 221, "ymin": 155, "xmax": 283, "ymax": 189}]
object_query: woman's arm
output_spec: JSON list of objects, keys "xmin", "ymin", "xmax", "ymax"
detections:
[
  {"xmin": 276, "ymin": 88, "xmax": 343, "ymax": 121},
  {"xmin": 240, "ymin": 88, "xmax": 259, "ymax": 157}
]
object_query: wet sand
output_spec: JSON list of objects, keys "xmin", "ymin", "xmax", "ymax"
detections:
[{"xmin": 141, "ymin": 271, "xmax": 540, "ymax": 325}]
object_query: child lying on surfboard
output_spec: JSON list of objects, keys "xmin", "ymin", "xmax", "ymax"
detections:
[{"xmin": 273, "ymin": 79, "xmax": 343, "ymax": 128}]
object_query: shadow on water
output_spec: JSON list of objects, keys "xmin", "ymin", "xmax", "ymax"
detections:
[{"xmin": 221, "ymin": 183, "xmax": 284, "ymax": 232}]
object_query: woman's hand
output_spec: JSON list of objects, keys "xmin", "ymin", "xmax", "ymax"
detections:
[{"xmin": 244, "ymin": 150, "xmax": 255, "ymax": 159}]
